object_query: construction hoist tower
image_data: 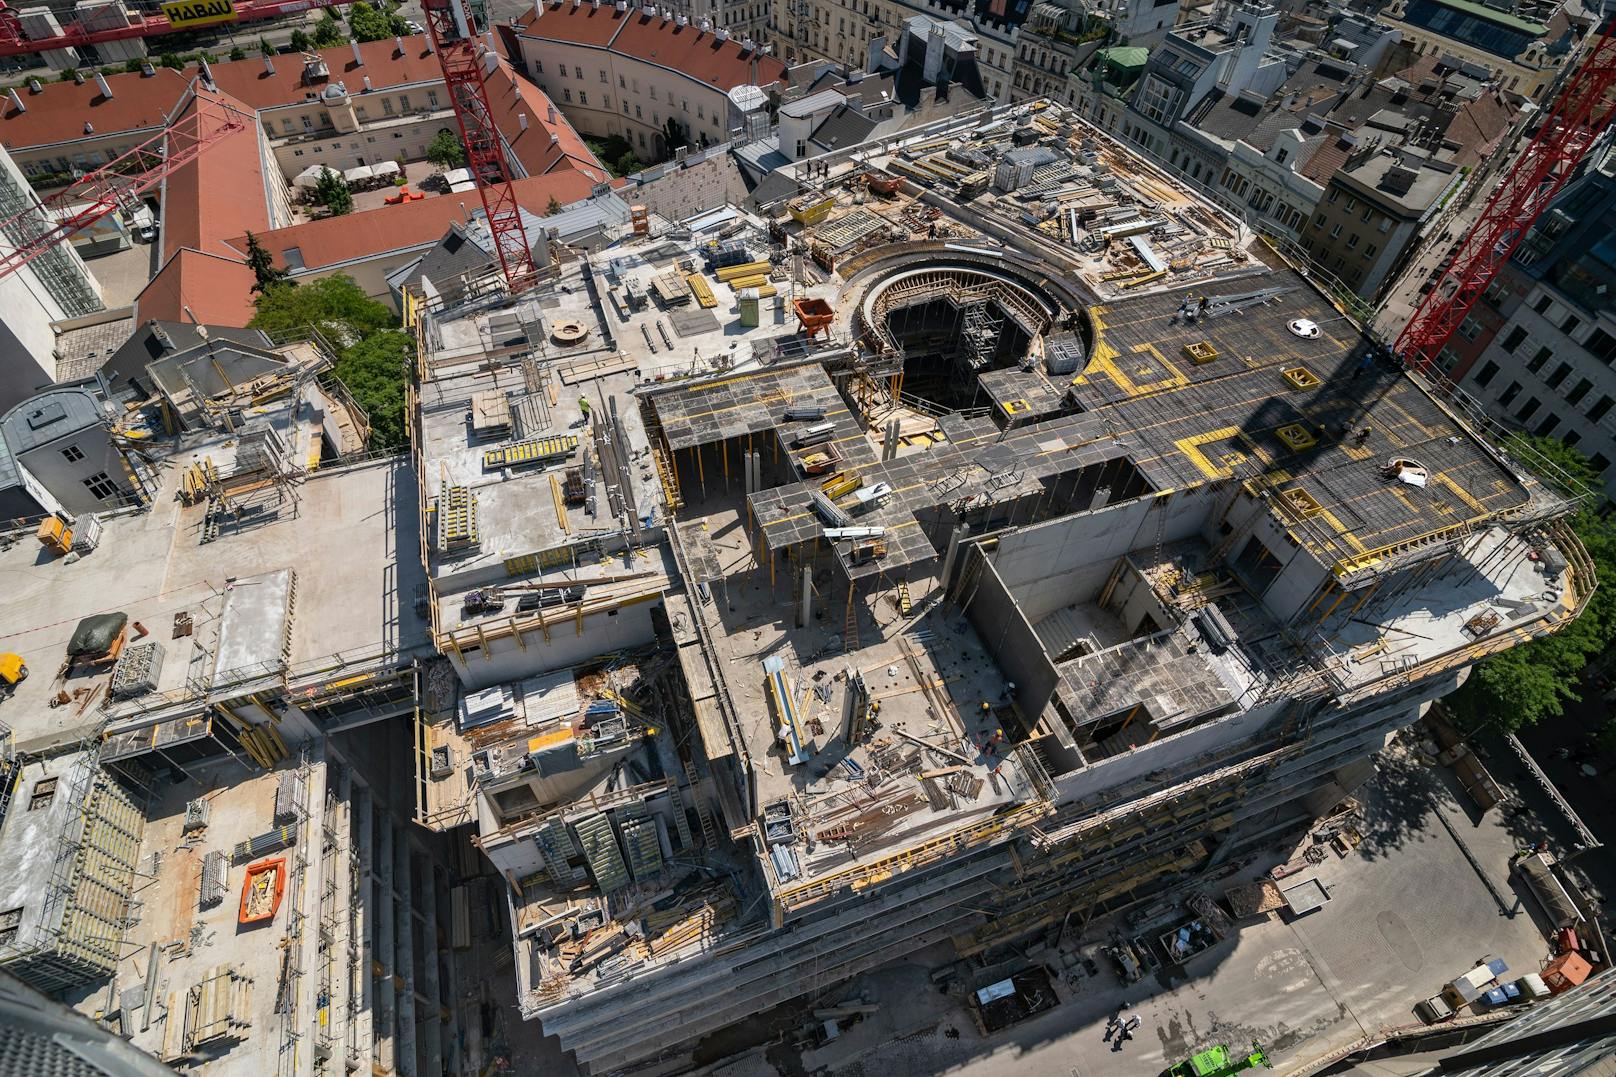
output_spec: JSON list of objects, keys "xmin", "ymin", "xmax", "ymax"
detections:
[{"xmin": 420, "ymin": 0, "xmax": 540, "ymax": 294}]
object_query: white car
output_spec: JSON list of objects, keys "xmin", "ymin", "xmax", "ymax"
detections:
[{"xmin": 406, "ymin": 20, "xmax": 424, "ymax": 34}]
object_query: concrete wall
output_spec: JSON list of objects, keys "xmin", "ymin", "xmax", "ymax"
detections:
[
  {"xmin": 272, "ymin": 110, "xmax": 456, "ymax": 179},
  {"xmin": 961, "ymin": 544, "xmax": 1060, "ymax": 718},
  {"xmin": 449, "ymin": 598, "xmax": 659, "ymax": 690}
]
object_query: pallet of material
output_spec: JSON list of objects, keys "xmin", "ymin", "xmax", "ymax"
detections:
[
  {"xmin": 715, "ymin": 260, "xmax": 771, "ymax": 282},
  {"xmin": 483, "ymin": 435, "xmax": 579, "ymax": 469},
  {"xmin": 728, "ymin": 274, "xmax": 769, "ymax": 290},
  {"xmin": 686, "ymin": 274, "xmax": 718, "ymax": 308}
]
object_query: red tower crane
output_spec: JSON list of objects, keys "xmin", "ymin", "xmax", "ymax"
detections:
[
  {"xmin": 1395, "ymin": 18, "xmax": 1616, "ymax": 374},
  {"xmin": 419, "ymin": 0, "xmax": 537, "ymax": 294},
  {"xmin": 0, "ymin": 91, "xmax": 248, "ymax": 281}
]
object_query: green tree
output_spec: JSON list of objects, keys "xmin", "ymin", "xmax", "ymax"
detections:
[
  {"xmin": 426, "ymin": 128, "xmax": 466, "ymax": 169},
  {"xmin": 159, "ymin": 53, "xmax": 184, "ymax": 69},
  {"xmin": 1447, "ymin": 436, "xmax": 1616, "ymax": 734},
  {"xmin": 289, "ymin": 28, "xmax": 311, "ymax": 51},
  {"xmin": 545, "ymin": 196, "xmax": 563, "ymax": 216},
  {"xmin": 332, "ymin": 329, "xmax": 413, "ymax": 449},
  {"xmin": 347, "ymin": 1, "xmax": 394, "ymax": 42},
  {"xmin": 248, "ymin": 276, "xmax": 411, "ymax": 449},
  {"xmin": 229, "ymin": 45, "xmax": 247, "ymax": 61},
  {"xmin": 56, "ymin": 67, "xmax": 78, "ymax": 81},
  {"xmin": 313, "ymin": 167, "xmax": 353, "ymax": 216},
  {"xmin": 660, "ymin": 116, "xmax": 687, "ymax": 159},
  {"xmin": 248, "ymin": 274, "xmax": 395, "ymax": 343},
  {"xmin": 243, "ymin": 231, "xmax": 289, "ymax": 294},
  {"xmin": 313, "ymin": 12, "xmax": 345, "ymax": 47},
  {"xmin": 259, "ymin": 37, "xmax": 276, "ymax": 57}
]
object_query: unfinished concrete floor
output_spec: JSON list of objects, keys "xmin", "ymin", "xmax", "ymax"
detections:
[{"xmin": 706, "ymin": 737, "xmax": 1556, "ymax": 1077}]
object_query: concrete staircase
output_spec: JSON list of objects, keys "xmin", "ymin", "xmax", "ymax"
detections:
[{"xmin": 1034, "ymin": 605, "xmax": 1094, "ymax": 662}]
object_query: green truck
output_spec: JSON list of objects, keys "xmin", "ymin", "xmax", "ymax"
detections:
[{"xmin": 1166, "ymin": 1042, "xmax": 1271, "ymax": 1077}]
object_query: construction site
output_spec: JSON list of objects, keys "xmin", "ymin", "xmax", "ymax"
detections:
[
  {"xmin": 393, "ymin": 99, "xmax": 1596, "ymax": 1073},
  {"xmin": 0, "ymin": 81, "xmax": 1601, "ymax": 1074}
]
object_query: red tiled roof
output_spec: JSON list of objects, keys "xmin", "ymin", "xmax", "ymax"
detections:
[
  {"xmin": 161, "ymin": 87, "xmax": 271, "ymax": 262},
  {"xmin": 0, "ymin": 68, "xmax": 187, "ymax": 151},
  {"xmin": 514, "ymin": 2, "xmax": 785, "ymax": 89},
  {"xmin": 207, "ymin": 36, "xmax": 445, "ymax": 111},
  {"xmin": 484, "ymin": 58, "xmax": 608, "ymax": 181},
  {"xmin": 515, "ymin": 1, "xmax": 629, "ymax": 48},
  {"xmin": 135, "ymin": 248, "xmax": 260, "ymax": 328},
  {"xmin": 238, "ymin": 167, "xmax": 602, "ymax": 272},
  {"xmin": 609, "ymin": 12, "xmax": 785, "ymax": 89}
]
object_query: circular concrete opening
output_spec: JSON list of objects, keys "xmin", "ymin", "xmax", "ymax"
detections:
[{"xmin": 551, "ymin": 320, "xmax": 590, "ymax": 346}]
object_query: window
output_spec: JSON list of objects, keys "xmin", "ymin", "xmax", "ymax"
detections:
[
  {"xmin": 1515, "ymin": 396, "xmax": 1541, "ymax": 422},
  {"xmin": 293, "ymin": 149, "xmax": 304, "ymax": 157},
  {"xmin": 1546, "ymin": 362, "xmax": 1572, "ymax": 389},
  {"xmin": 1563, "ymin": 313, "xmax": 1581, "ymax": 335},
  {"xmin": 1473, "ymin": 360, "xmax": 1500, "ymax": 388},
  {"xmin": 1499, "ymin": 381, "xmax": 1523, "ymax": 407},
  {"xmin": 399, "ymin": 95, "xmax": 410, "ymax": 111},
  {"xmin": 1329, "ymin": 223, "xmax": 1342, "ymax": 238},
  {"xmin": 1344, "ymin": 196, "xmax": 1357, "ymax": 212},
  {"xmin": 1364, "ymin": 243, "xmax": 1378, "ymax": 258},
  {"xmin": 1458, "ymin": 316, "xmax": 1479, "ymax": 339},
  {"xmin": 0, "ymin": 907, "xmax": 20, "ymax": 946},
  {"xmin": 427, "ymin": 90, "xmax": 438, "ymax": 108},
  {"xmin": 1534, "ymin": 414, "xmax": 1561, "ymax": 437},
  {"xmin": 1501, "ymin": 326, "xmax": 1528, "ymax": 353},
  {"xmin": 1379, "ymin": 217, "xmax": 1391, "ymax": 233},
  {"xmin": 622, "ymin": 99, "xmax": 630, "ymax": 114},
  {"xmin": 29, "ymin": 776, "xmax": 57, "ymax": 811},
  {"xmin": 1564, "ymin": 430, "xmax": 1582, "ymax": 447},
  {"xmin": 619, "ymin": 74, "xmax": 625, "ymax": 88},
  {"xmin": 1588, "ymin": 328, "xmax": 1616, "ymax": 364},
  {"xmin": 579, "ymin": 91, "xmax": 587, "ymax": 105},
  {"xmin": 1589, "ymin": 395, "xmax": 1614, "ymax": 422},
  {"xmin": 1591, "ymin": 452, "xmax": 1611, "ymax": 474},
  {"xmin": 696, "ymin": 104, "xmax": 704, "ymax": 119},
  {"xmin": 1567, "ymin": 378, "xmax": 1593, "ymax": 405},
  {"xmin": 1533, "ymin": 294, "xmax": 1553, "ymax": 315},
  {"xmin": 599, "ymin": 69, "xmax": 607, "ymax": 83},
  {"xmin": 1346, "ymin": 233, "xmax": 1360, "ymax": 250},
  {"xmin": 82, "ymin": 472, "xmax": 119, "ymax": 500},
  {"xmin": 356, "ymin": 106, "xmax": 368, "ymax": 120},
  {"xmin": 574, "ymin": 66, "xmax": 582, "ymax": 79},
  {"xmin": 602, "ymin": 95, "xmax": 610, "ymax": 109},
  {"xmin": 1314, "ymin": 213, "xmax": 1326, "ymax": 228},
  {"xmin": 1527, "ymin": 347, "xmax": 1552, "ymax": 373},
  {"xmin": 1275, "ymin": 148, "xmax": 1288, "ymax": 164},
  {"xmin": 534, "ymin": 60, "xmax": 543, "ymax": 74},
  {"xmin": 1134, "ymin": 74, "xmax": 1178, "ymax": 124},
  {"xmin": 383, "ymin": 98, "xmax": 394, "ymax": 115},
  {"xmin": 563, "ymin": 88, "xmax": 572, "ymax": 102},
  {"xmin": 649, "ymin": 86, "xmax": 657, "ymax": 101},
  {"xmin": 301, "ymin": 115, "xmax": 313, "ymax": 130},
  {"xmin": 635, "ymin": 105, "xmax": 642, "ymax": 118},
  {"xmin": 60, "ymin": 445, "xmax": 84, "ymax": 463}
]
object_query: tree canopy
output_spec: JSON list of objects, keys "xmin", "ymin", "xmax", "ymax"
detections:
[
  {"xmin": 426, "ymin": 129, "xmax": 466, "ymax": 169},
  {"xmin": 348, "ymin": 2, "xmax": 409, "ymax": 42},
  {"xmin": 313, "ymin": 13, "xmax": 346, "ymax": 48},
  {"xmin": 1446, "ymin": 436, "xmax": 1616, "ymax": 734},
  {"xmin": 248, "ymin": 276, "xmax": 412, "ymax": 450},
  {"xmin": 243, "ymin": 231, "xmax": 288, "ymax": 293},
  {"xmin": 313, "ymin": 167, "xmax": 353, "ymax": 216}
]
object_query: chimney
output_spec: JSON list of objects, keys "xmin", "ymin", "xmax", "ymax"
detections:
[
  {"xmin": 615, "ymin": 0, "xmax": 626, "ymax": 9},
  {"xmin": 485, "ymin": 29, "xmax": 497, "ymax": 51},
  {"xmin": 196, "ymin": 325, "xmax": 209, "ymax": 340},
  {"xmin": 715, "ymin": 27, "xmax": 728, "ymax": 40},
  {"xmin": 699, "ymin": 17, "xmax": 711, "ymax": 32},
  {"xmin": 363, "ymin": 75, "xmax": 373, "ymax": 91},
  {"xmin": 533, "ymin": 0, "xmax": 543, "ymax": 17},
  {"xmin": 675, "ymin": 13, "xmax": 686, "ymax": 26},
  {"xmin": 7, "ymin": 89, "xmax": 22, "ymax": 113},
  {"xmin": 394, "ymin": 35, "xmax": 404, "ymax": 54},
  {"xmin": 150, "ymin": 322, "xmax": 175, "ymax": 351},
  {"xmin": 547, "ymin": 103, "xmax": 556, "ymax": 123},
  {"xmin": 264, "ymin": 55, "xmax": 276, "ymax": 75},
  {"xmin": 198, "ymin": 57, "xmax": 213, "ymax": 84},
  {"xmin": 519, "ymin": 112, "xmax": 528, "ymax": 130},
  {"xmin": 483, "ymin": 50, "xmax": 498, "ymax": 75},
  {"xmin": 27, "ymin": 77, "xmax": 41, "ymax": 93},
  {"xmin": 424, "ymin": 36, "xmax": 433, "ymax": 53},
  {"xmin": 83, "ymin": 121, "xmax": 93, "ymax": 134},
  {"xmin": 591, "ymin": 0, "xmax": 599, "ymax": 9},
  {"xmin": 352, "ymin": 39, "xmax": 363, "ymax": 66},
  {"xmin": 72, "ymin": 70, "xmax": 85, "ymax": 85},
  {"xmin": 140, "ymin": 61, "xmax": 154, "ymax": 77}
]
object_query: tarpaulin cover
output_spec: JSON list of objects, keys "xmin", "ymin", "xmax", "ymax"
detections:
[{"xmin": 68, "ymin": 612, "xmax": 126, "ymax": 658}]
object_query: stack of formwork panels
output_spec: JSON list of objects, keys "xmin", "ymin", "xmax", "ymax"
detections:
[{"xmin": 183, "ymin": 965, "xmax": 254, "ymax": 1050}]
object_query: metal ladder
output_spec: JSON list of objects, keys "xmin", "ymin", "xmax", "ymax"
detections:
[{"xmin": 683, "ymin": 759, "xmax": 719, "ymax": 850}]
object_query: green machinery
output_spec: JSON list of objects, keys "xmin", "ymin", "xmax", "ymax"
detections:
[{"xmin": 1167, "ymin": 1042, "xmax": 1271, "ymax": 1077}]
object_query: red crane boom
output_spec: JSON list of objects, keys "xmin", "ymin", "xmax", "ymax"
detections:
[
  {"xmin": 0, "ymin": 91, "xmax": 248, "ymax": 281},
  {"xmin": 0, "ymin": 0, "xmax": 358, "ymax": 59},
  {"xmin": 419, "ymin": 0, "xmax": 537, "ymax": 294},
  {"xmin": 1395, "ymin": 18, "xmax": 1616, "ymax": 374}
]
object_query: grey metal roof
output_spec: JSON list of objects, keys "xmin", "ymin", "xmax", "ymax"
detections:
[
  {"xmin": 779, "ymin": 90, "xmax": 847, "ymax": 119},
  {"xmin": 1, "ymin": 385, "xmax": 108, "ymax": 455},
  {"xmin": 809, "ymin": 103, "xmax": 880, "ymax": 153}
]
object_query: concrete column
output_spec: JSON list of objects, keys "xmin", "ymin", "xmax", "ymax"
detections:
[
  {"xmin": 1089, "ymin": 485, "xmax": 1111, "ymax": 511},
  {"xmin": 797, "ymin": 566, "xmax": 812, "ymax": 628},
  {"xmin": 939, "ymin": 523, "xmax": 968, "ymax": 593},
  {"xmin": 749, "ymin": 451, "xmax": 761, "ymax": 493}
]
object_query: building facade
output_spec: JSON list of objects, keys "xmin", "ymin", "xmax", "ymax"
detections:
[{"xmin": 1450, "ymin": 134, "xmax": 1616, "ymax": 499}]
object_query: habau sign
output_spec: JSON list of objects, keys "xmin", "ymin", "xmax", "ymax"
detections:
[{"xmin": 161, "ymin": 0, "xmax": 239, "ymax": 28}]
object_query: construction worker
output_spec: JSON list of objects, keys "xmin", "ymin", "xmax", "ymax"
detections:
[{"xmin": 578, "ymin": 397, "xmax": 592, "ymax": 425}]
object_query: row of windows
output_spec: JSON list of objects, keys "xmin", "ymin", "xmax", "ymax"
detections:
[{"xmin": 290, "ymin": 129, "xmax": 413, "ymax": 157}]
